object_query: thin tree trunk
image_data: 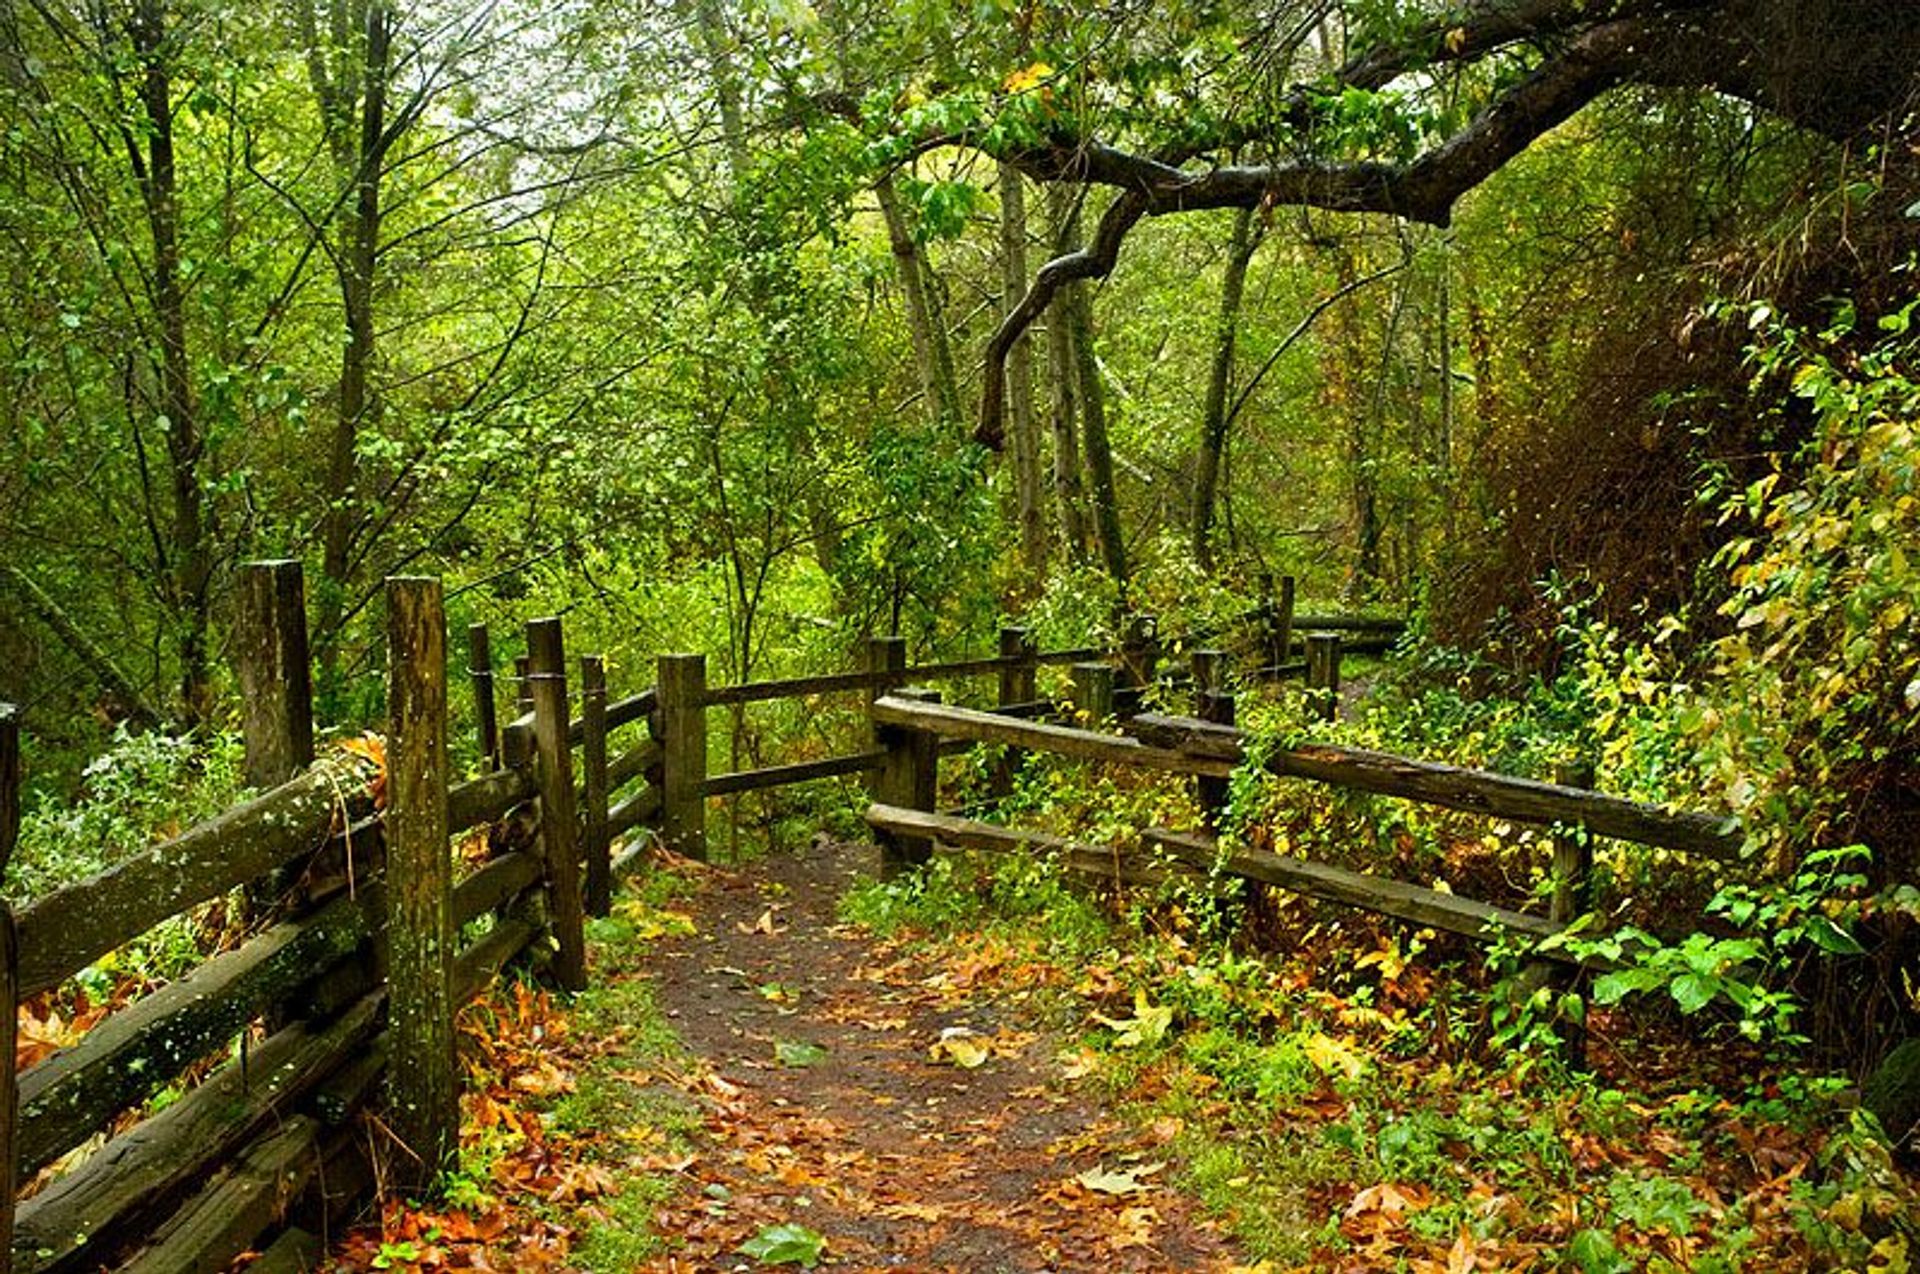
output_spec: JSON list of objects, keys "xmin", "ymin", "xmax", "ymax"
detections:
[
  {"xmin": 876, "ymin": 172, "xmax": 960, "ymax": 427},
  {"xmin": 1045, "ymin": 186, "xmax": 1089, "ymax": 564},
  {"xmin": 1191, "ymin": 206, "xmax": 1261, "ymax": 573},
  {"xmin": 1065, "ymin": 270, "xmax": 1126, "ymax": 584},
  {"xmin": 1, "ymin": 567, "xmax": 163, "ymax": 727},
  {"xmin": 317, "ymin": 0, "xmax": 391, "ymax": 687},
  {"xmin": 998, "ymin": 160, "xmax": 1046, "ymax": 576},
  {"xmin": 131, "ymin": 0, "xmax": 212, "ymax": 723},
  {"xmin": 1436, "ymin": 235, "xmax": 1456, "ymax": 546}
]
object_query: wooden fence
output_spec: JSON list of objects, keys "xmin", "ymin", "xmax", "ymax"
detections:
[
  {"xmin": 0, "ymin": 563, "xmax": 1385, "ymax": 1271},
  {"xmin": 859, "ymin": 688, "xmax": 1744, "ymax": 1062}
]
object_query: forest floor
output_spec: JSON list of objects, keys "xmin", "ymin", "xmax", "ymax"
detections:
[{"xmin": 322, "ymin": 839, "xmax": 1250, "ymax": 1273}]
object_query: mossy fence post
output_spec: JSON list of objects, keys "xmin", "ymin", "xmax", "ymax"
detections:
[
  {"xmin": 527, "ymin": 618, "xmax": 588, "ymax": 991},
  {"xmin": 383, "ymin": 577, "xmax": 457, "ymax": 1188},
  {"xmin": 1306, "ymin": 632, "xmax": 1342, "ymax": 721},
  {"xmin": 580, "ymin": 654, "xmax": 611, "ymax": 918},
  {"xmin": 1071, "ymin": 661, "xmax": 1115, "ymax": 723},
  {"xmin": 1191, "ymin": 649, "xmax": 1234, "ymax": 830},
  {"xmin": 656, "ymin": 653, "xmax": 708, "ymax": 862},
  {"xmin": 992, "ymin": 626, "xmax": 1036, "ymax": 796},
  {"xmin": 1, "ymin": 702, "xmax": 19, "ymax": 1271},
  {"xmin": 1261, "ymin": 573, "xmax": 1296, "ymax": 670},
  {"xmin": 234, "ymin": 560, "xmax": 316, "ymax": 921},
  {"xmin": 874, "ymin": 687, "xmax": 939, "ymax": 876}
]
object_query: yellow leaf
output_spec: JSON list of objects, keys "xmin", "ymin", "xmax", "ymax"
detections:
[
  {"xmin": 1094, "ymin": 988, "xmax": 1174, "ymax": 1049},
  {"xmin": 1302, "ymin": 1030, "xmax": 1368, "ymax": 1082},
  {"xmin": 929, "ymin": 1028, "xmax": 991, "ymax": 1069},
  {"xmin": 1003, "ymin": 60, "xmax": 1055, "ymax": 95}
]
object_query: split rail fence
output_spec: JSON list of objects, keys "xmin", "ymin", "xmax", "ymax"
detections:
[{"xmin": 0, "ymin": 562, "xmax": 1390, "ymax": 1271}]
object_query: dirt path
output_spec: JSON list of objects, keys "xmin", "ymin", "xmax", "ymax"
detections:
[{"xmin": 637, "ymin": 839, "xmax": 1243, "ymax": 1272}]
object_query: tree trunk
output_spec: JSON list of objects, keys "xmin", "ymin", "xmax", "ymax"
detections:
[
  {"xmin": 998, "ymin": 160, "xmax": 1046, "ymax": 577},
  {"xmin": 316, "ymin": 0, "xmax": 391, "ymax": 690},
  {"xmin": 876, "ymin": 172, "xmax": 960, "ymax": 428},
  {"xmin": 131, "ymin": 0, "xmax": 212, "ymax": 724},
  {"xmin": 1065, "ymin": 268, "xmax": 1126, "ymax": 585},
  {"xmin": 1191, "ymin": 206, "xmax": 1261, "ymax": 573},
  {"xmin": 1044, "ymin": 186, "xmax": 1089, "ymax": 565}
]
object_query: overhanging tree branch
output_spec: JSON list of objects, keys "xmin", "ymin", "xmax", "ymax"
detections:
[{"xmin": 977, "ymin": 17, "xmax": 1649, "ymax": 447}]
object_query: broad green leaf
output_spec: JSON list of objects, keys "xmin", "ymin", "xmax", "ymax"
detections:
[
  {"xmin": 1670, "ymin": 972, "xmax": 1719, "ymax": 1014},
  {"xmin": 740, "ymin": 1223, "xmax": 827, "ymax": 1268},
  {"xmin": 1802, "ymin": 914, "xmax": 1866, "ymax": 956}
]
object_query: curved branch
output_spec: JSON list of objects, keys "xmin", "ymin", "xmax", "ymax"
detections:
[{"xmin": 976, "ymin": 17, "xmax": 1648, "ymax": 447}]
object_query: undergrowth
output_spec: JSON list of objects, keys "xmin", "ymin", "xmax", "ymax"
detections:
[{"xmin": 839, "ymin": 806, "xmax": 1918, "ymax": 1271}]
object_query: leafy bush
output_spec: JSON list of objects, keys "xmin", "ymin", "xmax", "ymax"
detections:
[{"xmin": 11, "ymin": 726, "xmax": 246, "ymax": 903}]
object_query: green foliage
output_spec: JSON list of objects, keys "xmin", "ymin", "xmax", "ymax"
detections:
[
  {"xmin": 11, "ymin": 727, "xmax": 245, "ymax": 902},
  {"xmin": 1691, "ymin": 299, "xmax": 1920, "ymax": 854}
]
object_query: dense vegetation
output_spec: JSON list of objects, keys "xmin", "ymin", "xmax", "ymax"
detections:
[{"xmin": 3, "ymin": 0, "xmax": 1917, "ymax": 1264}]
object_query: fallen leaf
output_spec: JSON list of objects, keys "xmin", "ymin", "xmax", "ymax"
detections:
[
  {"xmin": 1094, "ymin": 989, "xmax": 1173, "ymax": 1049},
  {"xmin": 1076, "ymin": 1161, "xmax": 1165, "ymax": 1196},
  {"xmin": 739, "ymin": 1221, "xmax": 827, "ymax": 1268},
  {"xmin": 929, "ymin": 1028, "xmax": 991, "ymax": 1069}
]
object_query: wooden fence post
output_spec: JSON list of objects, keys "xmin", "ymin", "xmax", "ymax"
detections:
[
  {"xmin": 503, "ymin": 653, "xmax": 534, "ymax": 770},
  {"xmin": 875, "ymin": 688, "xmax": 939, "ymax": 875},
  {"xmin": 383, "ymin": 578, "xmax": 457, "ymax": 1187},
  {"xmin": 527, "ymin": 619, "xmax": 588, "ymax": 991},
  {"xmin": 656, "ymin": 653, "xmax": 708, "ymax": 863},
  {"xmin": 580, "ymin": 655, "xmax": 611, "ymax": 918},
  {"xmin": 1, "ymin": 702, "xmax": 19, "ymax": 1271},
  {"xmin": 992, "ymin": 627, "xmax": 1036, "ymax": 797},
  {"xmin": 467, "ymin": 624, "xmax": 499, "ymax": 770},
  {"xmin": 1260, "ymin": 573, "xmax": 1296, "ymax": 670},
  {"xmin": 1306, "ymin": 632, "xmax": 1342, "ymax": 721},
  {"xmin": 1121, "ymin": 613, "xmax": 1159, "ymax": 689},
  {"xmin": 1071, "ymin": 661, "xmax": 1115, "ymax": 723},
  {"xmin": 1551, "ymin": 757, "xmax": 1598, "ymax": 1068},
  {"xmin": 997, "ymin": 626, "xmax": 1037, "ymax": 708},
  {"xmin": 1191, "ymin": 650, "xmax": 1235, "ymax": 829},
  {"xmin": 866, "ymin": 635, "xmax": 907, "ymax": 717},
  {"xmin": 234, "ymin": 561, "xmax": 316, "ymax": 791}
]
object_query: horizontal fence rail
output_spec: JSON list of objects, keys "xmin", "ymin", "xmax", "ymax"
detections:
[
  {"xmin": 1129, "ymin": 713, "xmax": 1744, "ymax": 862},
  {"xmin": 860, "ymin": 691, "xmax": 1741, "ymax": 972}
]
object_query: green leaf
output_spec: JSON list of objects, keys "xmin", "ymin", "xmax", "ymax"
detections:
[
  {"xmin": 1669, "ymin": 972, "xmax": 1719, "ymax": 1014},
  {"xmin": 1567, "ymin": 1227, "xmax": 1630, "ymax": 1274},
  {"xmin": 740, "ymin": 1222, "xmax": 827, "ymax": 1268},
  {"xmin": 1801, "ymin": 913, "xmax": 1866, "ymax": 956},
  {"xmin": 1591, "ymin": 968, "xmax": 1661, "ymax": 1005},
  {"xmin": 774, "ymin": 1039, "xmax": 828, "ymax": 1068}
]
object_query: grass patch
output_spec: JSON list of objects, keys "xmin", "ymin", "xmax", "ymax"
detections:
[{"xmin": 540, "ymin": 875, "xmax": 704, "ymax": 1271}]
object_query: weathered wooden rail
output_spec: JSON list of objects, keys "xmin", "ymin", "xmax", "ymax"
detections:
[
  {"xmin": 0, "ymin": 566, "xmax": 1381, "ymax": 1269},
  {"xmin": 858, "ymin": 689, "xmax": 1744, "ymax": 976}
]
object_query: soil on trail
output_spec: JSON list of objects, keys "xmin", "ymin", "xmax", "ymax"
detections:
[{"xmin": 639, "ymin": 839, "xmax": 1244, "ymax": 1272}]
